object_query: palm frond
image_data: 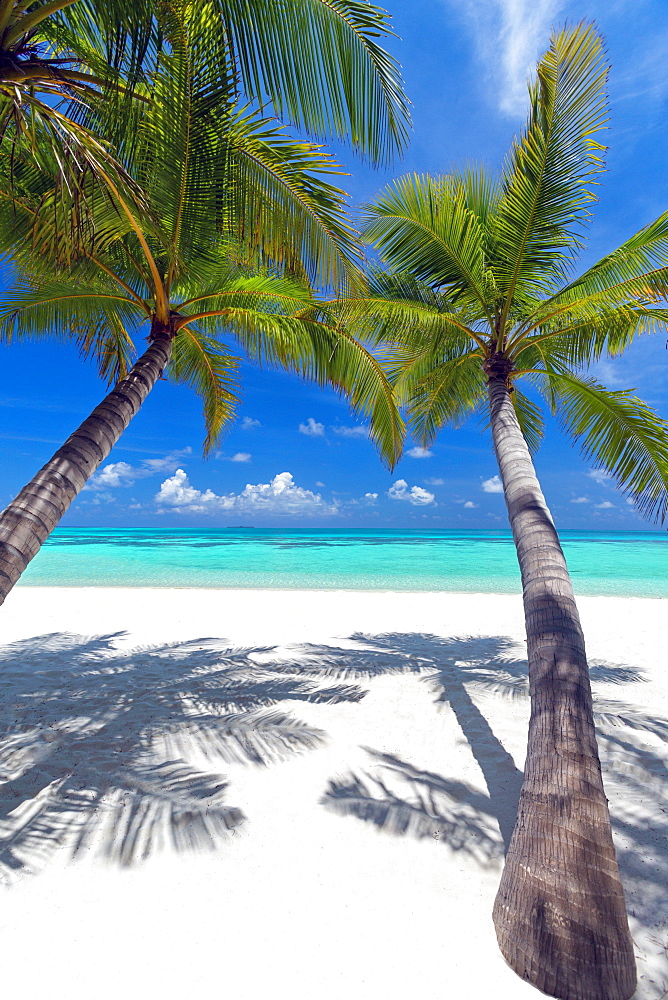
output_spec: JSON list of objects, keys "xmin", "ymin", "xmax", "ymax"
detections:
[
  {"xmin": 223, "ymin": 108, "xmax": 363, "ymax": 290},
  {"xmin": 0, "ymin": 271, "xmax": 143, "ymax": 381},
  {"xmin": 218, "ymin": 0, "xmax": 410, "ymax": 164},
  {"xmin": 512, "ymin": 303, "xmax": 668, "ymax": 368},
  {"xmin": 167, "ymin": 326, "xmax": 241, "ymax": 455},
  {"xmin": 403, "ymin": 351, "xmax": 487, "ymax": 447},
  {"xmin": 510, "ymin": 387, "xmax": 545, "ymax": 454},
  {"xmin": 533, "ymin": 210, "xmax": 668, "ymax": 313},
  {"xmin": 534, "ymin": 371, "xmax": 668, "ymax": 522},
  {"xmin": 191, "ymin": 298, "xmax": 405, "ymax": 467},
  {"xmin": 361, "ymin": 173, "xmax": 493, "ymax": 317},
  {"xmin": 493, "ymin": 23, "xmax": 608, "ymax": 305}
]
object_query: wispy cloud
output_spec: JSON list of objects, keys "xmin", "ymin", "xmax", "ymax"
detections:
[
  {"xmin": 588, "ymin": 468, "xmax": 613, "ymax": 484},
  {"xmin": 444, "ymin": 0, "xmax": 563, "ymax": 116},
  {"xmin": 331, "ymin": 425, "xmax": 368, "ymax": 438},
  {"xmin": 240, "ymin": 416, "xmax": 261, "ymax": 430}
]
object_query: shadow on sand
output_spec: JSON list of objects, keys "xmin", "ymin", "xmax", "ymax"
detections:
[
  {"xmin": 0, "ymin": 632, "xmax": 365, "ymax": 879},
  {"xmin": 307, "ymin": 633, "xmax": 668, "ymax": 937},
  {"xmin": 0, "ymin": 629, "xmax": 666, "ymax": 942}
]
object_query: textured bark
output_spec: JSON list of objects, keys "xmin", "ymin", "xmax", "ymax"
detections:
[
  {"xmin": 0, "ymin": 329, "xmax": 173, "ymax": 606},
  {"xmin": 487, "ymin": 368, "xmax": 636, "ymax": 1000}
]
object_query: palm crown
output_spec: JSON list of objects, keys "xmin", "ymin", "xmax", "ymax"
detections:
[
  {"xmin": 1, "ymin": 0, "xmax": 405, "ymax": 463},
  {"xmin": 353, "ymin": 24, "xmax": 668, "ymax": 520}
]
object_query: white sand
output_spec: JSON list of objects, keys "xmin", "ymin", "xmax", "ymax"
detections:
[{"xmin": 0, "ymin": 587, "xmax": 666, "ymax": 1000}]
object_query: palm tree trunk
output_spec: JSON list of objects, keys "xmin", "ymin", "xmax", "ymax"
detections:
[
  {"xmin": 0, "ymin": 326, "xmax": 174, "ymax": 606},
  {"xmin": 486, "ymin": 362, "xmax": 636, "ymax": 1000}
]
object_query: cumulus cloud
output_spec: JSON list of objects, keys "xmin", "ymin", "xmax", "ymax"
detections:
[
  {"xmin": 331, "ymin": 425, "xmax": 368, "ymax": 438},
  {"xmin": 482, "ymin": 475, "xmax": 504, "ymax": 493},
  {"xmin": 444, "ymin": 0, "xmax": 563, "ymax": 116},
  {"xmin": 463, "ymin": 501, "xmax": 478, "ymax": 509},
  {"xmin": 155, "ymin": 470, "xmax": 337, "ymax": 517},
  {"xmin": 571, "ymin": 496, "xmax": 590, "ymax": 504},
  {"xmin": 388, "ymin": 479, "xmax": 436, "ymax": 506},
  {"xmin": 86, "ymin": 448, "xmax": 192, "ymax": 491},
  {"xmin": 406, "ymin": 446, "xmax": 433, "ymax": 459},
  {"xmin": 230, "ymin": 452, "xmax": 251, "ymax": 463},
  {"xmin": 87, "ymin": 461, "xmax": 137, "ymax": 489},
  {"xmin": 299, "ymin": 417, "xmax": 325, "ymax": 437},
  {"xmin": 240, "ymin": 416, "xmax": 261, "ymax": 430},
  {"xmin": 595, "ymin": 501, "xmax": 615, "ymax": 509}
]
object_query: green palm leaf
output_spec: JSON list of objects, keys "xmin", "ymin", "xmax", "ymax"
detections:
[
  {"xmin": 536, "ymin": 372, "xmax": 668, "ymax": 521},
  {"xmin": 493, "ymin": 24, "xmax": 608, "ymax": 305},
  {"xmin": 0, "ymin": 275, "xmax": 141, "ymax": 380},
  {"xmin": 403, "ymin": 351, "xmax": 487, "ymax": 447},
  {"xmin": 361, "ymin": 173, "xmax": 494, "ymax": 318},
  {"xmin": 218, "ymin": 0, "xmax": 410, "ymax": 164},
  {"xmin": 167, "ymin": 326, "xmax": 241, "ymax": 455}
]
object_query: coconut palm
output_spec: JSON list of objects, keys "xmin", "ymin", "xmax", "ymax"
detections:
[
  {"xmin": 0, "ymin": 0, "xmax": 405, "ymax": 605},
  {"xmin": 0, "ymin": 1, "xmax": 158, "ymax": 250},
  {"xmin": 1, "ymin": 0, "xmax": 410, "ymax": 259},
  {"xmin": 1, "ymin": 0, "xmax": 409, "ymax": 186},
  {"xmin": 346, "ymin": 23, "xmax": 668, "ymax": 1000}
]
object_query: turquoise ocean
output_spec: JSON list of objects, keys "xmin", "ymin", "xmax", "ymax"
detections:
[{"xmin": 16, "ymin": 528, "xmax": 668, "ymax": 597}]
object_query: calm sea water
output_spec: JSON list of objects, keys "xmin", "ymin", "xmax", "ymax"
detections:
[{"xmin": 15, "ymin": 528, "xmax": 668, "ymax": 597}]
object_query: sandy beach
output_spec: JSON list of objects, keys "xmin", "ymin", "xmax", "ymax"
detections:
[{"xmin": 0, "ymin": 587, "xmax": 666, "ymax": 1000}]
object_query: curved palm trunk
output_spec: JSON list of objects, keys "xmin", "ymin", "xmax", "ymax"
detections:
[
  {"xmin": 0, "ymin": 327, "xmax": 173, "ymax": 606},
  {"xmin": 487, "ymin": 364, "xmax": 636, "ymax": 1000}
]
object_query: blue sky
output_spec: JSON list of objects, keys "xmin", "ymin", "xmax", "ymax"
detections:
[{"xmin": 1, "ymin": 0, "xmax": 667, "ymax": 530}]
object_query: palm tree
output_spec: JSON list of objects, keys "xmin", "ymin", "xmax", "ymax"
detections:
[
  {"xmin": 346, "ymin": 24, "xmax": 668, "ymax": 1000},
  {"xmin": 0, "ymin": 0, "xmax": 405, "ymax": 606},
  {"xmin": 1, "ymin": 0, "xmax": 409, "ymax": 191}
]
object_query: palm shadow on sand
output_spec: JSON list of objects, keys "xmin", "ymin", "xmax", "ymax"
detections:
[
  {"xmin": 301, "ymin": 632, "xmax": 668, "ymax": 932},
  {"xmin": 0, "ymin": 632, "xmax": 366, "ymax": 880},
  {"xmin": 0, "ymin": 629, "xmax": 666, "ymax": 937}
]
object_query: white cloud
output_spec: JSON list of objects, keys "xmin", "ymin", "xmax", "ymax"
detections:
[
  {"xmin": 141, "ymin": 447, "xmax": 192, "ymax": 474},
  {"xmin": 588, "ymin": 468, "xmax": 613, "ymax": 484},
  {"xmin": 595, "ymin": 501, "xmax": 615, "ymax": 509},
  {"xmin": 444, "ymin": 0, "xmax": 563, "ymax": 116},
  {"xmin": 571, "ymin": 496, "xmax": 590, "ymax": 504},
  {"xmin": 155, "ymin": 470, "xmax": 337, "ymax": 517},
  {"xmin": 482, "ymin": 475, "xmax": 504, "ymax": 494},
  {"xmin": 388, "ymin": 479, "xmax": 436, "ymax": 506},
  {"xmin": 331, "ymin": 425, "xmax": 368, "ymax": 438},
  {"xmin": 87, "ymin": 448, "xmax": 192, "ymax": 490},
  {"xmin": 363, "ymin": 492, "xmax": 378, "ymax": 502},
  {"xmin": 406, "ymin": 446, "xmax": 433, "ymax": 459},
  {"xmin": 463, "ymin": 501, "xmax": 478, "ymax": 509},
  {"xmin": 423, "ymin": 477, "xmax": 445, "ymax": 486},
  {"xmin": 88, "ymin": 461, "xmax": 137, "ymax": 489},
  {"xmin": 299, "ymin": 417, "xmax": 325, "ymax": 437},
  {"xmin": 240, "ymin": 416, "xmax": 261, "ymax": 430},
  {"xmin": 230, "ymin": 452, "xmax": 251, "ymax": 463},
  {"xmin": 315, "ymin": 481, "xmax": 325, "ymax": 487}
]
